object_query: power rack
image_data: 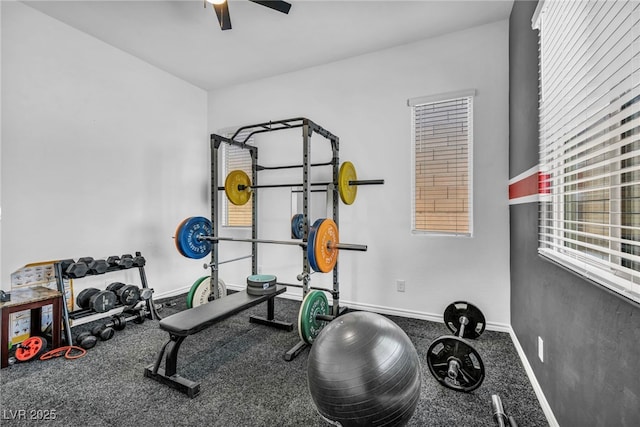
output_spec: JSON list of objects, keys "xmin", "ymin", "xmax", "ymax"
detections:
[{"xmin": 210, "ymin": 117, "xmax": 344, "ymax": 360}]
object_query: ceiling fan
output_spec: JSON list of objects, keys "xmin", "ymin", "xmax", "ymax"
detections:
[{"xmin": 204, "ymin": 0, "xmax": 292, "ymax": 31}]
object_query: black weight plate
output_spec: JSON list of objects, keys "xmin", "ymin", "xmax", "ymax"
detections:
[
  {"xmin": 111, "ymin": 314, "xmax": 127, "ymax": 331},
  {"xmin": 89, "ymin": 290, "xmax": 117, "ymax": 313},
  {"xmin": 106, "ymin": 282, "xmax": 125, "ymax": 293},
  {"xmin": 426, "ymin": 335, "xmax": 485, "ymax": 392},
  {"xmin": 76, "ymin": 288, "xmax": 100, "ymax": 309},
  {"xmin": 246, "ymin": 274, "xmax": 277, "ymax": 288},
  {"xmin": 444, "ymin": 301, "xmax": 486, "ymax": 339},
  {"xmin": 246, "ymin": 283, "xmax": 278, "ymax": 296},
  {"xmin": 118, "ymin": 285, "xmax": 140, "ymax": 306}
]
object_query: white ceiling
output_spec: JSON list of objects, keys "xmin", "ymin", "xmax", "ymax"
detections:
[{"xmin": 24, "ymin": 0, "xmax": 514, "ymax": 91}]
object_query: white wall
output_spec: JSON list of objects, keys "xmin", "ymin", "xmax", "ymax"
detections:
[
  {"xmin": 1, "ymin": 2, "xmax": 209, "ymax": 298},
  {"xmin": 208, "ymin": 20, "xmax": 511, "ymax": 325}
]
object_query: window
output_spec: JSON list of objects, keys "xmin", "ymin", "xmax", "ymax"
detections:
[
  {"xmin": 409, "ymin": 90, "xmax": 474, "ymax": 236},
  {"xmin": 534, "ymin": 0, "xmax": 640, "ymax": 302},
  {"xmin": 222, "ymin": 131, "xmax": 253, "ymax": 227}
]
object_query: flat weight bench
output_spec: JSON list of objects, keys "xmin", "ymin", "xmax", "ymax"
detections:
[{"xmin": 144, "ymin": 285, "xmax": 292, "ymax": 397}]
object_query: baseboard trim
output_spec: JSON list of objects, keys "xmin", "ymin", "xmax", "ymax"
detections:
[{"xmin": 508, "ymin": 327, "xmax": 559, "ymax": 427}]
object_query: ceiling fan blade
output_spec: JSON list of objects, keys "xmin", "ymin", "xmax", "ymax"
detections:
[
  {"xmin": 213, "ymin": 1, "xmax": 232, "ymax": 30},
  {"xmin": 249, "ymin": 0, "xmax": 292, "ymax": 15}
]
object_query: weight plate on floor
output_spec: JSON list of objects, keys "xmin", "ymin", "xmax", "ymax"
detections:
[
  {"xmin": 426, "ymin": 335, "xmax": 485, "ymax": 392},
  {"xmin": 338, "ymin": 161, "xmax": 357, "ymax": 205},
  {"xmin": 186, "ymin": 276, "xmax": 227, "ymax": 308},
  {"xmin": 15, "ymin": 336, "xmax": 48, "ymax": 362},
  {"xmin": 291, "ymin": 213, "xmax": 304, "ymax": 239},
  {"xmin": 175, "ymin": 216, "xmax": 213, "ymax": 259},
  {"xmin": 307, "ymin": 218, "xmax": 339, "ymax": 273},
  {"xmin": 247, "ymin": 274, "xmax": 277, "ymax": 288},
  {"xmin": 225, "ymin": 170, "xmax": 252, "ymax": 206},
  {"xmin": 444, "ymin": 301, "xmax": 486, "ymax": 339},
  {"xmin": 298, "ymin": 290, "xmax": 330, "ymax": 345}
]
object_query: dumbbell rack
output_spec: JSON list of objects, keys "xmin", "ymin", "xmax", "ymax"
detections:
[
  {"xmin": 210, "ymin": 117, "xmax": 344, "ymax": 361},
  {"xmin": 53, "ymin": 252, "xmax": 155, "ymax": 346}
]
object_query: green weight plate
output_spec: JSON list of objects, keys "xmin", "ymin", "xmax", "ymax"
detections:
[
  {"xmin": 186, "ymin": 276, "xmax": 227, "ymax": 308},
  {"xmin": 298, "ymin": 290, "xmax": 330, "ymax": 345}
]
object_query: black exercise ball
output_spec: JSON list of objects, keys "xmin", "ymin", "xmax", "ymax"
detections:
[{"xmin": 307, "ymin": 311, "xmax": 422, "ymax": 427}]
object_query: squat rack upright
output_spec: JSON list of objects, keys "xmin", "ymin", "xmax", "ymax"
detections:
[{"xmin": 210, "ymin": 117, "xmax": 343, "ymax": 360}]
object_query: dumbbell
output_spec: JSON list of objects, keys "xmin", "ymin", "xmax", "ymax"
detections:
[
  {"xmin": 101, "ymin": 309, "xmax": 146, "ymax": 333},
  {"xmin": 77, "ymin": 257, "xmax": 110, "ymax": 275},
  {"xmin": 105, "ymin": 282, "xmax": 141, "ymax": 306},
  {"xmin": 119, "ymin": 254, "xmax": 135, "ymax": 269},
  {"xmin": 90, "ymin": 324, "xmax": 115, "ymax": 341},
  {"xmin": 76, "ymin": 288, "xmax": 117, "ymax": 313},
  {"xmin": 87, "ymin": 310, "xmax": 141, "ymax": 344},
  {"xmin": 74, "ymin": 331, "xmax": 98, "ymax": 350},
  {"xmin": 426, "ymin": 301, "xmax": 486, "ymax": 392}
]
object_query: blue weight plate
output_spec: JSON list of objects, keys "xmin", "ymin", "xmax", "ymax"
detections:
[
  {"xmin": 307, "ymin": 218, "xmax": 324, "ymax": 272},
  {"xmin": 291, "ymin": 214, "xmax": 304, "ymax": 239},
  {"xmin": 176, "ymin": 216, "xmax": 213, "ymax": 259}
]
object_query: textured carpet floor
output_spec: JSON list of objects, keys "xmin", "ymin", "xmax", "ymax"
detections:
[{"xmin": 0, "ymin": 294, "xmax": 548, "ymax": 426}]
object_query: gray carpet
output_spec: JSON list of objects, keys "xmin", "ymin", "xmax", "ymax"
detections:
[{"xmin": 0, "ymin": 294, "xmax": 548, "ymax": 426}]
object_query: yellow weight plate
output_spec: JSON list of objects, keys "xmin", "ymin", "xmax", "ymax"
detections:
[
  {"xmin": 313, "ymin": 218, "xmax": 339, "ymax": 273},
  {"xmin": 225, "ymin": 170, "xmax": 252, "ymax": 206},
  {"xmin": 338, "ymin": 161, "xmax": 357, "ymax": 205}
]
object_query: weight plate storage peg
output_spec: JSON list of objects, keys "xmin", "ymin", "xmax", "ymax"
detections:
[
  {"xmin": 426, "ymin": 335, "xmax": 485, "ymax": 392},
  {"xmin": 444, "ymin": 301, "xmax": 486, "ymax": 339},
  {"xmin": 307, "ymin": 218, "xmax": 339, "ymax": 273},
  {"xmin": 298, "ymin": 290, "xmax": 330, "ymax": 345},
  {"xmin": 225, "ymin": 170, "xmax": 252, "ymax": 206},
  {"xmin": 175, "ymin": 216, "xmax": 213, "ymax": 259},
  {"xmin": 186, "ymin": 276, "xmax": 227, "ymax": 308},
  {"xmin": 15, "ymin": 336, "xmax": 48, "ymax": 362}
]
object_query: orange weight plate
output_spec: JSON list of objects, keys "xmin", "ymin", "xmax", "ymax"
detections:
[
  {"xmin": 225, "ymin": 170, "xmax": 252, "ymax": 206},
  {"xmin": 338, "ymin": 161, "xmax": 357, "ymax": 205},
  {"xmin": 309, "ymin": 218, "xmax": 339, "ymax": 273}
]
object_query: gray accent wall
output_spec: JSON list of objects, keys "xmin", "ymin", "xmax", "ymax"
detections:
[{"xmin": 509, "ymin": 1, "xmax": 640, "ymax": 426}]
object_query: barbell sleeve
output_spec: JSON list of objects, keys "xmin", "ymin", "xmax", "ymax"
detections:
[{"xmin": 331, "ymin": 242, "xmax": 368, "ymax": 251}]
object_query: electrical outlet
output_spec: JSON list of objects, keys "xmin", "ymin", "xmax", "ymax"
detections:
[
  {"xmin": 396, "ymin": 280, "xmax": 405, "ymax": 292},
  {"xmin": 538, "ymin": 336, "xmax": 544, "ymax": 362}
]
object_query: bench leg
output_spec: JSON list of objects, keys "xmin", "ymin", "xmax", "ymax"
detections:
[
  {"xmin": 144, "ymin": 335, "xmax": 201, "ymax": 398},
  {"xmin": 249, "ymin": 296, "xmax": 293, "ymax": 331}
]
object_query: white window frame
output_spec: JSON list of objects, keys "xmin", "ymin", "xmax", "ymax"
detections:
[
  {"xmin": 408, "ymin": 89, "xmax": 475, "ymax": 237},
  {"xmin": 534, "ymin": 0, "xmax": 640, "ymax": 304},
  {"xmin": 219, "ymin": 129, "xmax": 253, "ymax": 228}
]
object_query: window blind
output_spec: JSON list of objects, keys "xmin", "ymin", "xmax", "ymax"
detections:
[
  {"xmin": 409, "ymin": 91, "xmax": 474, "ymax": 236},
  {"xmin": 223, "ymin": 131, "xmax": 253, "ymax": 227},
  {"xmin": 535, "ymin": 0, "xmax": 640, "ymax": 302}
]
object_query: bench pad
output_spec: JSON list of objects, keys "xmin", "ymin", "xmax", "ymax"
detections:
[{"xmin": 159, "ymin": 286, "xmax": 287, "ymax": 336}]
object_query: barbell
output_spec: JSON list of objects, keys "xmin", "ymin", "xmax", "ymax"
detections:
[
  {"xmin": 175, "ymin": 216, "xmax": 366, "ymax": 273},
  {"xmin": 426, "ymin": 301, "xmax": 486, "ymax": 392},
  {"xmin": 223, "ymin": 161, "xmax": 384, "ymax": 206}
]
